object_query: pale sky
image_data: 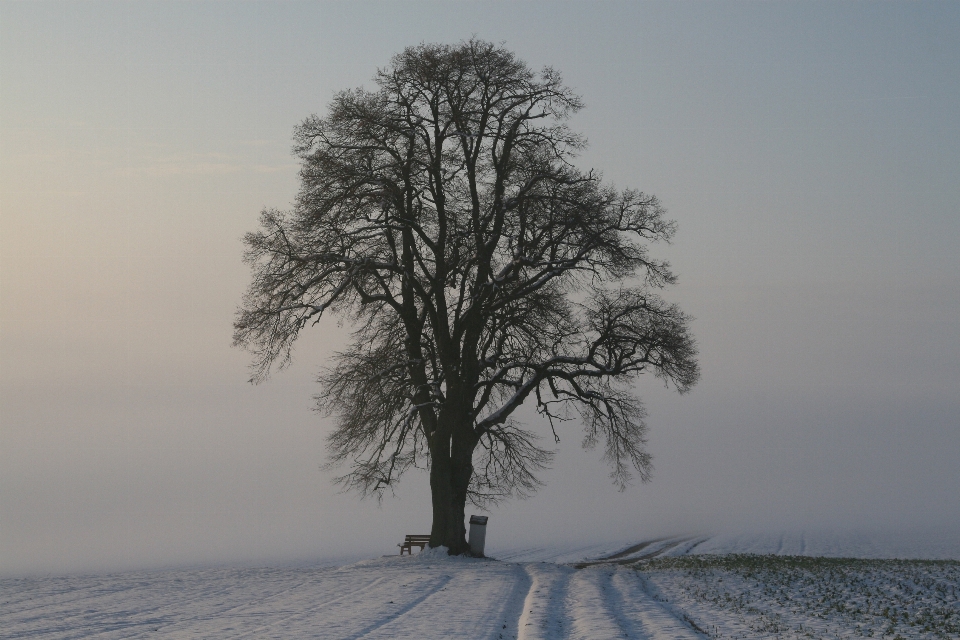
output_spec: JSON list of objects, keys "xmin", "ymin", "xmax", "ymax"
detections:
[{"xmin": 2, "ymin": 1, "xmax": 958, "ymax": 576}]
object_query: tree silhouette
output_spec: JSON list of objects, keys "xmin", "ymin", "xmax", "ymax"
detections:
[{"xmin": 235, "ymin": 40, "xmax": 699, "ymax": 554}]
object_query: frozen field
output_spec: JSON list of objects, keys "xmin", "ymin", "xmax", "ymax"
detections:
[
  {"xmin": 640, "ymin": 555, "xmax": 959, "ymax": 640},
  {"xmin": 3, "ymin": 533, "xmax": 959, "ymax": 639}
]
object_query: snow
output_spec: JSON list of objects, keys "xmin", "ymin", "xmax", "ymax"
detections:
[
  {"xmin": 684, "ymin": 530, "xmax": 960, "ymax": 559},
  {"xmin": 3, "ymin": 533, "xmax": 958, "ymax": 639},
  {"xmin": 638, "ymin": 555, "xmax": 960, "ymax": 640}
]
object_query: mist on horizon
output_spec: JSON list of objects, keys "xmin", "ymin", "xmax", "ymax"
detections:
[{"xmin": 2, "ymin": 1, "xmax": 958, "ymax": 577}]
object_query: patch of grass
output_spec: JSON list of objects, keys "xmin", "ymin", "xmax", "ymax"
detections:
[{"xmin": 635, "ymin": 555, "xmax": 959, "ymax": 640}]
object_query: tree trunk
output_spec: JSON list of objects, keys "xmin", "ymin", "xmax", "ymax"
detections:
[
  {"xmin": 428, "ymin": 447, "xmax": 470, "ymax": 554},
  {"xmin": 428, "ymin": 412, "xmax": 476, "ymax": 555}
]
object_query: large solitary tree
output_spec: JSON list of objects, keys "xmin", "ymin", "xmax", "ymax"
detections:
[{"xmin": 235, "ymin": 40, "xmax": 699, "ymax": 555}]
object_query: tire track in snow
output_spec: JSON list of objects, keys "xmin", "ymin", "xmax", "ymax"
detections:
[
  {"xmin": 575, "ymin": 538, "xmax": 693, "ymax": 568},
  {"xmin": 516, "ymin": 564, "xmax": 574, "ymax": 640},
  {"xmin": 358, "ymin": 562, "xmax": 530, "ymax": 640},
  {"xmin": 212, "ymin": 567, "xmax": 453, "ymax": 640},
  {"xmin": 340, "ymin": 573, "xmax": 454, "ymax": 640},
  {"xmin": 600, "ymin": 539, "xmax": 670, "ymax": 562},
  {"xmin": 612, "ymin": 568, "xmax": 705, "ymax": 639},
  {"xmin": 4, "ymin": 554, "xmax": 711, "ymax": 640},
  {"xmin": 566, "ymin": 566, "xmax": 632, "ymax": 639},
  {"xmin": 677, "ymin": 537, "xmax": 709, "ymax": 556},
  {"xmin": 492, "ymin": 563, "xmax": 534, "ymax": 640},
  {"xmin": 595, "ymin": 567, "xmax": 646, "ymax": 638}
]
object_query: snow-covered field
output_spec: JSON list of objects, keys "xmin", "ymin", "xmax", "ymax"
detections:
[
  {"xmin": 640, "ymin": 555, "xmax": 959, "ymax": 640},
  {"xmin": 3, "ymin": 533, "xmax": 958, "ymax": 639}
]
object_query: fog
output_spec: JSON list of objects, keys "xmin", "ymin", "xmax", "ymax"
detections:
[{"xmin": 2, "ymin": 1, "xmax": 958, "ymax": 577}]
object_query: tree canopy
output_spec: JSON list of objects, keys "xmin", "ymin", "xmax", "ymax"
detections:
[{"xmin": 235, "ymin": 39, "xmax": 699, "ymax": 554}]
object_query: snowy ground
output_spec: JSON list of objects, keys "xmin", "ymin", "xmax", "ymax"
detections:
[
  {"xmin": 639, "ymin": 555, "xmax": 959, "ymax": 640},
  {"xmin": 3, "ymin": 533, "xmax": 959, "ymax": 639}
]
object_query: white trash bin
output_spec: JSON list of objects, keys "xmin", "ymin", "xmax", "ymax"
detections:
[{"xmin": 468, "ymin": 515, "xmax": 488, "ymax": 557}]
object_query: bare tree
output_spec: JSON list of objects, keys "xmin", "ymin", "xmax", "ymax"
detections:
[{"xmin": 234, "ymin": 40, "xmax": 699, "ymax": 555}]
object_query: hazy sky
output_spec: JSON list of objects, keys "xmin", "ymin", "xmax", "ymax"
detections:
[{"xmin": 2, "ymin": 1, "xmax": 958, "ymax": 577}]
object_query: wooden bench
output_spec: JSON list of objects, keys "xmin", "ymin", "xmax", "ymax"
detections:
[{"xmin": 398, "ymin": 534, "xmax": 431, "ymax": 555}]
